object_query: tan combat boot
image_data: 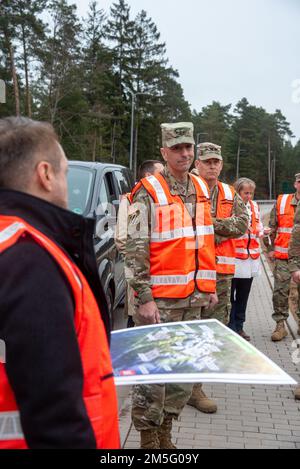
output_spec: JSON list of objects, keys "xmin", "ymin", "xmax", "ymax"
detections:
[
  {"xmin": 187, "ymin": 384, "xmax": 217, "ymax": 413},
  {"xmin": 157, "ymin": 414, "xmax": 177, "ymax": 449},
  {"xmin": 271, "ymin": 320, "xmax": 288, "ymax": 342},
  {"xmin": 140, "ymin": 429, "xmax": 160, "ymax": 449},
  {"xmin": 295, "ymin": 387, "xmax": 300, "ymax": 401}
]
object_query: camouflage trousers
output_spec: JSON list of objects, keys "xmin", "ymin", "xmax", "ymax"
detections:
[
  {"xmin": 273, "ymin": 259, "xmax": 300, "ymax": 323},
  {"xmin": 132, "ymin": 307, "xmax": 204, "ymax": 432},
  {"xmin": 124, "ymin": 281, "xmax": 136, "ymax": 320},
  {"xmin": 201, "ymin": 274, "xmax": 232, "ymax": 325}
]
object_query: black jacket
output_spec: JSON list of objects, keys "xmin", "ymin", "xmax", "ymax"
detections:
[{"xmin": 0, "ymin": 190, "xmax": 110, "ymax": 449}]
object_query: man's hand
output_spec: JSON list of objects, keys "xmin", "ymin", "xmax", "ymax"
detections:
[
  {"xmin": 206, "ymin": 293, "xmax": 218, "ymax": 310},
  {"xmin": 138, "ymin": 301, "xmax": 160, "ymax": 325},
  {"xmin": 267, "ymin": 251, "xmax": 276, "ymax": 260},
  {"xmin": 292, "ymin": 271, "xmax": 300, "ymax": 284}
]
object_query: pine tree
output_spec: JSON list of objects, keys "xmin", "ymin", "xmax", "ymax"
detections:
[
  {"xmin": 104, "ymin": 0, "xmax": 136, "ymax": 163},
  {"xmin": 35, "ymin": 0, "xmax": 88, "ymax": 159},
  {"xmin": 9, "ymin": 0, "xmax": 48, "ymax": 117},
  {"xmin": 36, "ymin": 0, "xmax": 82, "ymax": 123},
  {"xmin": 105, "ymin": 0, "xmax": 134, "ymax": 92},
  {"xmin": 129, "ymin": 10, "xmax": 167, "ymax": 95},
  {"xmin": 0, "ymin": 1, "xmax": 21, "ymax": 115}
]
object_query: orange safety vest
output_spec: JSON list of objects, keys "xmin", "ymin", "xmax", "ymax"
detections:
[
  {"xmin": 235, "ymin": 201, "xmax": 261, "ymax": 260},
  {"xmin": 274, "ymin": 195, "xmax": 295, "ymax": 260},
  {"xmin": 131, "ymin": 173, "xmax": 216, "ymax": 297},
  {"xmin": 215, "ymin": 183, "xmax": 236, "ymax": 275},
  {"xmin": 0, "ymin": 216, "xmax": 120, "ymax": 450}
]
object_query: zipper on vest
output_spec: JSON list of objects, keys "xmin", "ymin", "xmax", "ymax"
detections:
[{"xmin": 246, "ymin": 230, "xmax": 251, "ymax": 259}]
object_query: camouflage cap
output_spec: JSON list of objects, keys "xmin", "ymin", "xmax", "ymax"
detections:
[
  {"xmin": 197, "ymin": 142, "xmax": 223, "ymax": 161},
  {"xmin": 161, "ymin": 122, "xmax": 195, "ymax": 148},
  {"xmin": 295, "ymin": 173, "xmax": 300, "ymax": 182}
]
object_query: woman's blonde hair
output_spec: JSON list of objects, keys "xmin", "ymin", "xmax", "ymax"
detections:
[{"xmin": 234, "ymin": 177, "xmax": 256, "ymax": 194}]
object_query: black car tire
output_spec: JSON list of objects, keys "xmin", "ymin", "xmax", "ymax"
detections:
[{"xmin": 106, "ymin": 285, "xmax": 115, "ymax": 329}]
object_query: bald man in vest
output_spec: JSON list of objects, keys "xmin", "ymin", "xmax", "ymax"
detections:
[
  {"xmin": 288, "ymin": 194, "xmax": 300, "ymax": 400},
  {"xmin": 0, "ymin": 117, "xmax": 119, "ymax": 449},
  {"xmin": 265, "ymin": 174, "xmax": 300, "ymax": 342},
  {"xmin": 126, "ymin": 123, "xmax": 218, "ymax": 449},
  {"xmin": 190, "ymin": 143, "xmax": 249, "ymax": 413}
]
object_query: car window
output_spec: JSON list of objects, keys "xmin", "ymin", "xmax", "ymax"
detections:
[
  {"xmin": 95, "ymin": 179, "xmax": 110, "ymax": 217},
  {"xmin": 68, "ymin": 167, "xmax": 94, "ymax": 215},
  {"xmin": 98, "ymin": 180, "xmax": 109, "ymax": 205},
  {"xmin": 114, "ymin": 170, "xmax": 131, "ymax": 196}
]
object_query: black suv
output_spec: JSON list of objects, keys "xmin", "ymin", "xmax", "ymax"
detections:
[{"xmin": 67, "ymin": 161, "xmax": 134, "ymax": 324}]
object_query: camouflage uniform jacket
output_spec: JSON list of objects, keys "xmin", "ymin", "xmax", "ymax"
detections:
[
  {"xmin": 115, "ymin": 196, "xmax": 129, "ymax": 256},
  {"xmin": 264, "ymin": 194, "xmax": 299, "ymax": 253},
  {"xmin": 125, "ymin": 168, "xmax": 210, "ymax": 309},
  {"xmin": 289, "ymin": 199, "xmax": 300, "ymax": 272}
]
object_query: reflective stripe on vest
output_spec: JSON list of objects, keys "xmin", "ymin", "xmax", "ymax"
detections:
[
  {"xmin": 151, "ymin": 270, "xmax": 216, "ymax": 286},
  {"xmin": 274, "ymin": 195, "xmax": 295, "ymax": 260},
  {"xmin": 144, "ymin": 175, "xmax": 169, "ymax": 206},
  {"xmin": 0, "ymin": 217, "xmax": 120, "ymax": 450},
  {"xmin": 0, "ymin": 222, "xmax": 26, "ymax": 243},
  {"xmin": 151, "ymin": 225, "xmax": 214, "ymax": 242},
  {"xmin": 215, "ymin": 183, "xmax": 236, "ymax": 275},
  {"xmin": 280, "ymin": 195, "xmax": 290, "ymax": 215},
  {"xmin": 139, "ymin": 173, "xmax": 216, "ymax": 296},
  {"xmin": 0, "ymin": 412, "xmax": 24, "ymax": 441},
  {"xmin": 221, "ymin": 183, "xmax": 234, "ymax": 201},
  {"xmin": 277, "ymin": 228, "xmax": 293, "ymax": 234},
  {"xmin": 193, "ymin": 175, "xmax": 210, "ymax": 199},
  {"xmin": 238, "ymin": 234, "xmax": 258, "ymax": 241},
  {"xmin": 235, "ymin": 248, "xmax": 260, "ymax": 256},
  {"xmin": 217, "ymin": 256, "xmax": 236, "ymax": 266},
  {"xmin": 275, "ymin": 246, "xmax": 289, "ymax": 255}
]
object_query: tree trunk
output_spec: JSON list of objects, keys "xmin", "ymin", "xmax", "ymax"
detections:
[
  {"xmin": 21, "ymin": 24, "xmax": 32, "ymax": 117},
  {"xmin": 92, "ymin": 130, "xmax": 97, "ymax": 162},
  {"xmin": 268, "ymin": 134, "xmax": 272, "ymax": 199},
  {"xmin": 111, "ymin": 121, "xmax": 117, "ymax": 164},
  {"xmin": 8, "ymin": 42, "xmax": 20, "ymax": 116},
  {"xmin": 133, "ymin": 118, "xmax": 139, "ymax": 181}
]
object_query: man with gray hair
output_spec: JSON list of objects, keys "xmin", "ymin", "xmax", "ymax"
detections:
[{"xmin": 190, "ymin": 142, "xmax": 248, "ymax": 413}]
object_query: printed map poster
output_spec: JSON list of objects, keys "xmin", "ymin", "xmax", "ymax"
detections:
[{"xmin": 111, "ymin": 320, "xmax": 296, "ymax": 386}]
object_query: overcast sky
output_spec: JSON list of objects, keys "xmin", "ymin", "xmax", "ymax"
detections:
[{"xmin": 74, "ymin": 0, "xmax": 300, "ymax": 142}]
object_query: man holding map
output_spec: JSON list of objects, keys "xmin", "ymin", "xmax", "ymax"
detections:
[{"xmin": 125, "ymin": 122, "xmax": 218, "ymax": 449}]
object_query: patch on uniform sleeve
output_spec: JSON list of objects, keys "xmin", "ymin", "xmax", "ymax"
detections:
[
  {"xmin": 128, "ymin": 204, "xmax": 142, "ymax": 227},
  {"xmin": 128, "ymin": 205, "xmax": 139, "ymax": 216}
]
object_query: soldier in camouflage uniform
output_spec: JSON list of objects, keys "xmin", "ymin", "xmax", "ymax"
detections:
[
  {"xmin": 288, "ymin": 190, "xmax": 300, "ymax": 400},
  {"xmin": 264, "ymin": 175, "xmax": 300, "ymax": 342},
  {"xmin": 189, "ymin": 143, "xmax": 249, "ymax": 413},
  {"xmin": 115, "ymin": 160, "xmax": 164, "ymax": 327},
  {"xmin": 126, "ymin": 123, "xmax": 218, "ymax": 449}
]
